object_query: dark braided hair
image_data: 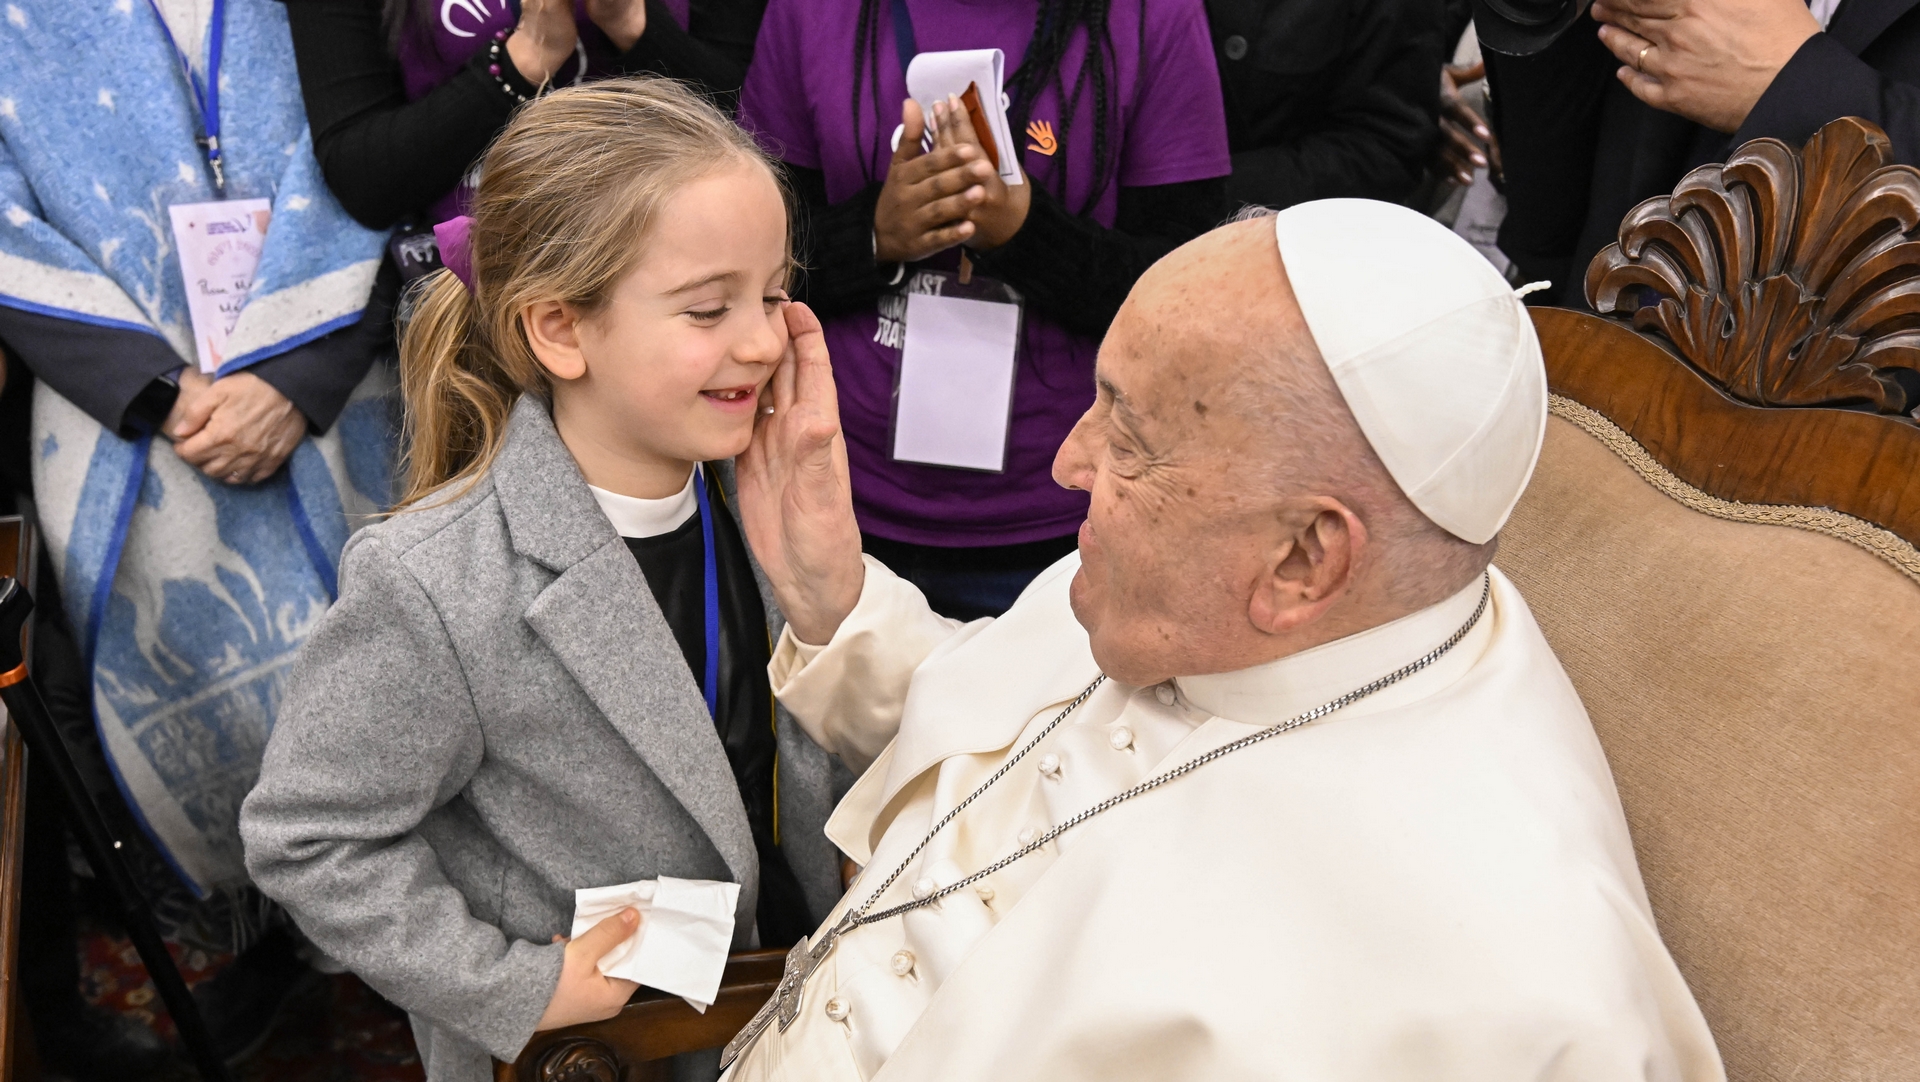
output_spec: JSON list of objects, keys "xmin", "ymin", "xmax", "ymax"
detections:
[{"xmin": 851, "ymin": 0, "xmax": 1120, "ymax": 216}]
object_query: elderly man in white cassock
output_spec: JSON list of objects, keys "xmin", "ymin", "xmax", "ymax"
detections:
[{"xmin": 727, "ymin": 200, "xmax": 1724, "ymax": 1081}]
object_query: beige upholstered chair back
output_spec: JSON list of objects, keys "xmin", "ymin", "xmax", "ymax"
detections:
[{"xmin": 1501, "ymin": 117, "xmax": 1920, "ymax": 1081}]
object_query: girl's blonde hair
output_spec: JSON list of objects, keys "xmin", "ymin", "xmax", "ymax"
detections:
[{"xmin": 396, "ymin": 77, "xmax": 788, "ymax": 509}]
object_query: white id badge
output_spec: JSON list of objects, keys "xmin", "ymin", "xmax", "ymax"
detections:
[
  {"xmin": 169, "ymin": 198, "xmax": 271, "ymax": 373},
  {"xmin": 889, "ymin": 269, "xmax": 1023, "ymax": 472}
]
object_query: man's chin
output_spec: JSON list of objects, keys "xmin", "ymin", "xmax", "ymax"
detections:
[{"xmin": 1067, "ymin": 565, "xmax": 1098, "ymax": 634}]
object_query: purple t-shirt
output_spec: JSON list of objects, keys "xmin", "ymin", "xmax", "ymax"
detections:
[{"xmin": 740, "ymin": 0, "xmax": 1229, "ymax": 547}]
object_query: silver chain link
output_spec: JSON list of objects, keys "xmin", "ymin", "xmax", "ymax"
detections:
[{"xmin": 846, "ymin": 573, "xmax": 1492, "ymax": 931}]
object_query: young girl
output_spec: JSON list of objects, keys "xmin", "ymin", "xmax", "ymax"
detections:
[{"xmin": 239, "ymin": 79, "xmax": 849, "ymax": 1081}]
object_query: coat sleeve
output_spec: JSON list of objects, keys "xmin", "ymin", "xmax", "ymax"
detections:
[
  {"xmin": 767, "ymin": 556, "xmax": 965, "ymax": 773},
  {"xmin": 239, "ymin": 533, "xmax": 565, "ymax": 1062},
  {"xmin": 1735, "ymin": 32, "xmax": 1920, "ymax": 164}
]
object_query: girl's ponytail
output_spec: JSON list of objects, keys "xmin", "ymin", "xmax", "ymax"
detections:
[
  {"xmin": 395, "ymin": 269, "xmax": 530, "ymax": 509},
  {"xmin": 389, "ymin": 76, "xmax": 787, "ymax": 513}
]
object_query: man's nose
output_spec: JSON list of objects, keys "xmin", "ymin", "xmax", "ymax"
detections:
[{"xmin": 1052, "ymin": 412, "xmax": 1097, "ymax": 491}]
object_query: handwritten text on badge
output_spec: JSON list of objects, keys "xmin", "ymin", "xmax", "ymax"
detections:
[{"xmin": 169, "ymin": 198, "xmax": 271, "ymax": 374}]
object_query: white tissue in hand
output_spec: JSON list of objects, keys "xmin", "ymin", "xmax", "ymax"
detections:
[{"xmin": 570, "ymin": 877, "xmax": 740, "ymax": 1012}]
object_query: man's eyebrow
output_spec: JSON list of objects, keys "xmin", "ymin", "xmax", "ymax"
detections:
[
  {"xmin": 1097, "ymin": 375, "xmax": 1130, "ymax": 411},
  {"xmin": 665, "ymin": 270, "xmax": 740, "ymax": 296}
]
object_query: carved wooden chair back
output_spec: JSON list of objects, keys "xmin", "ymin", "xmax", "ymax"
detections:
[{"xmin": 1498, "ymin": 116, "xmax": 1920, "ymax": 1081}]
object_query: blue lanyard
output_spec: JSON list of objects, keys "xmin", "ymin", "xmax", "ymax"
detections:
[
  {"xmin": 692, "ymin": 465, "xmax": 721, "ymax": 720},
  {"xmin": 891, "ymin": 0, "xmax": 919, "ymax": 76},
  {"xmin": 148, "ymin": 0, "xmax": 227, "ymax": 193}
]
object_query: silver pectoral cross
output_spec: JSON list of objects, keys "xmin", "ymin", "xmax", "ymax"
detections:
[{"xmin": 720, "ymin": 912, "xmax": 855, "ymax": 1071}]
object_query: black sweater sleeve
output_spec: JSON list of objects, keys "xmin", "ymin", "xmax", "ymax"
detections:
[
  {"xmin": 286, "ymin": 0, "xmax": 766, "ymax": 230},
  {"xmin": 785, "ymin": 168, "xmax": 1227, "ymax": 339},
  {"xmin": 286, "ymin": 0, "xmax": 517, "ymax": 230}
]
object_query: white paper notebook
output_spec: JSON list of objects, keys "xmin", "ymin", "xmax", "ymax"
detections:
[{"xmin": 904, "ymin": 48, "xmax": 1023, "ymax": 187}]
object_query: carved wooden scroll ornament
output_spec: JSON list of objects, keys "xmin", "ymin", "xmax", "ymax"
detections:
[{"xmin": 1585, "ymin": 116, "xmax": 1920, "ymax": 414}]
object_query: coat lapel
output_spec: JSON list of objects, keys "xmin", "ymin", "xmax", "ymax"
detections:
[
  {"xmin": 494, "ymin": 399, "xmax": 756, "ymax": 887},
  {"xmin": 1829, "ymin": 0, "xmax": 1920, "ymax": 55}
]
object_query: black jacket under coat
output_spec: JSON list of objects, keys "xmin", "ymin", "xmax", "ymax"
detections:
[{"xmin": 1204, "ymin": 0, "xmax": 1445, "ymax": 210}]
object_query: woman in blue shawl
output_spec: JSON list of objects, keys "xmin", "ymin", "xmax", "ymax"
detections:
[{"xmin": 0, "ymin": 0, "xmax": 395, "ymax": 1071}]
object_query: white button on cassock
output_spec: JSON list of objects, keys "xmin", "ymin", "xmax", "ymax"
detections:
[
  {"xmin": 911, "ymin": 877, "xmax": 937, "ymax": 900},
  {"xmin": 890, "ymin": 950, "xmax": 916, "ymax": 977},
  {"xmin": 1037, "ymin": 753, "xmax": 1061, "ymax": 777},
  {"xmin": 1154, "ymin": 683, "xmax": 1176, "ymax": 706},
  {"xmin": 975, "ymin": 885, "xmax": 995, "ymax": 903},
  {"xmin": 1018, "ymin": 829, "xmax": 1036, "ymax": 846},
  {"xmin": 825, "ymin": 997, "xmax": 850, "ymax": 1022},
  {"xmin": 1109, "ymin": 726, "xmax": 1135, "ymax": 751}
]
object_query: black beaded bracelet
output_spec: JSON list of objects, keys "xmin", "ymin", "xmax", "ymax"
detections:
[{"xmin": 484, "ymin": 29, "xmax": 540, "ymax": 105}]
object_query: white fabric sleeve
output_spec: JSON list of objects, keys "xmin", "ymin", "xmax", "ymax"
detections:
[{"xmin": 768, "ymin": 555, "xmax": 966, "ymax": 772}]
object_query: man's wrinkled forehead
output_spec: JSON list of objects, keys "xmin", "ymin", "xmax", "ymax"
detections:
[{"xmin": 1100, "ymin": 220, "xmax": 1307, "ymax": 418}]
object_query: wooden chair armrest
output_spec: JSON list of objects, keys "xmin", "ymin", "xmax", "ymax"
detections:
[{"xmin": 497, "ymin": 949, "xmax": 788, "ymax": 1082}]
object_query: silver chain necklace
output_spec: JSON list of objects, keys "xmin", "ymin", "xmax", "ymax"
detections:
[{"xmin": 722, "ymin": 574, "xmax": 1492, "ymax": 1070}]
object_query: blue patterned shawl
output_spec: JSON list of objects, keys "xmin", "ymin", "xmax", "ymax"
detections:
[{"xmin": 2, "ymin": 0, "xmax": 395, "ymax": 898}]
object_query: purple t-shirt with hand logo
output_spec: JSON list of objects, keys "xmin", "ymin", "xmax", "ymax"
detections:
[{"xmin": 740, "ymin": 0, "xmax": 1229, "ymax": 548}]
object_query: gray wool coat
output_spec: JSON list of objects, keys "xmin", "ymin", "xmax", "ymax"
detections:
[{"xmin": 240, "ymin": 398, "xmax": 851, "ymax": 1082}]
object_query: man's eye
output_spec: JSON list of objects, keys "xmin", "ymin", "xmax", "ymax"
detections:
[{"xmin": 688, "ymin": 306, "xmax": 730, "ymax": 321}]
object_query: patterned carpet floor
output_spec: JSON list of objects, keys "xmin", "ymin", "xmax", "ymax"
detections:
[{"xmin": 71, "ymin": 922, "xmax": 423, "ymax": 1082}]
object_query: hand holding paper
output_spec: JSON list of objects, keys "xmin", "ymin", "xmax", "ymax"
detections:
[
  {"xmin": 929, "ymin": 93, "xmax": 1031, "ymax": 250},
  {"xmin": 568, "ymin": 877, "xmax": 741, "ymax": 1012},
  {"xmin": 874, "ymin": 99, "xmax": 997, "ymax": 263},
  {"xmin": 535, "ymin": 907, "xmax": 640, "ymax": 1033}
]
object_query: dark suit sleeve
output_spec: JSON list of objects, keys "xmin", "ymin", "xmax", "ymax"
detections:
[
  {"xmin": 969, "ymin": 178, "xmax": 1229, "ymax": 339},
  {"xmin": 1736, "ymin": 32, "xmax": 1920, "ymax": 164},
  {"xmin": 0, "ymin": 309, "xmax": 182, "ymax": 437}
]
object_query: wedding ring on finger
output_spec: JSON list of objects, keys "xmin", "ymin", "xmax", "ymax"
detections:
[
  {"xmin": 1636, "ymin": 44, "xmax": 1652, "ymax": 71},
  {"xmin": 227, "ymin": 472, "xmax": 245, "ymax": 485}
]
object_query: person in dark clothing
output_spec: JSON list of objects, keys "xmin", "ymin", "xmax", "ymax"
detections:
[
  {"xmin": 286, "ymin": 0, "xmax": 769, "ymax": 230},
  {"xmin": 1203, "ymin": 0, "xmax": 1446, "ymax": 210},
  {"xmin": 1487, "ymin": 0, "xmax": 1920, "ymax": 308},
  {"xmin": 740, "ymin": 0, "xmax": 1231, "ymax": 620}
]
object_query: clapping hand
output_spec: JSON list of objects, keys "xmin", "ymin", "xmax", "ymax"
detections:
[
  {"xmin": 164, "ymin": 369, "xmax": 306, "ymax": 486},
  {"xmin": 586, "ymin": 0, "xmax": 648, "ymax": 51},
  {"xmin": 873, "ymin": 99, "xmax": 998, "ymax": 263},
  {"xmin": 1437, "ymin": 62, "xmax": 1499, "ymax": 187},
  {"xmin": 506, "ymin": 0, "xmax": 578, "ymax": 84},
  {"xmin": 1592, "ymin": 0, "xmax": 1820, "ymax": 132},
  {"xmin": 736, "ymin": 302, "xmax": 864, "ymax": 646},
  {"xmin": 927, "ymin": 92, "xmax": 1031, "ymax": 250}
]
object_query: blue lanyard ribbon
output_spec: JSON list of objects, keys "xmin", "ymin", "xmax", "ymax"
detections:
[
  {"xmin": 891, "ymin": 0, "xmax": 919, "ymax": 76},
  {"xmin": 148, "ymin": 0, "xmax": 227, "ymax": 193},
  {"xmin": 693, "ymin": 465, "xmax": 721, "ymax": 720}
]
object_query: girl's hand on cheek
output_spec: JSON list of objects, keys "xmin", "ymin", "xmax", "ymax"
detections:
[{"xmin": 535, "ymin": 908, "xmax": 641, "ymax": 1032}]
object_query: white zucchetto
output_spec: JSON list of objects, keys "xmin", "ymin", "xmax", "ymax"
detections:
[{"xmin": 1272, "ymin": 199, "xmax": 1547, "ymax": 545}]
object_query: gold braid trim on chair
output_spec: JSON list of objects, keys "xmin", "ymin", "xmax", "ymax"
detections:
[{"xmin": 1548, "ymin": 394, "xmax": 1920, "ymax": 585}]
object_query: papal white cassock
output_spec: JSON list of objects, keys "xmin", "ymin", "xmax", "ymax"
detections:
[{"xmin": 721, "ymin": 552, "xmax": 1726, "ymax": 1082}]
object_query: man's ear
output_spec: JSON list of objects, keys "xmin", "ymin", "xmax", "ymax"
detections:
[
  {"xmin": 522, "ymin": 300, "xmax": 588, "ymax": 382},
  {"xmin": 1248, "ymin": 498, "xmax": 1366, "ymax": 636}
]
